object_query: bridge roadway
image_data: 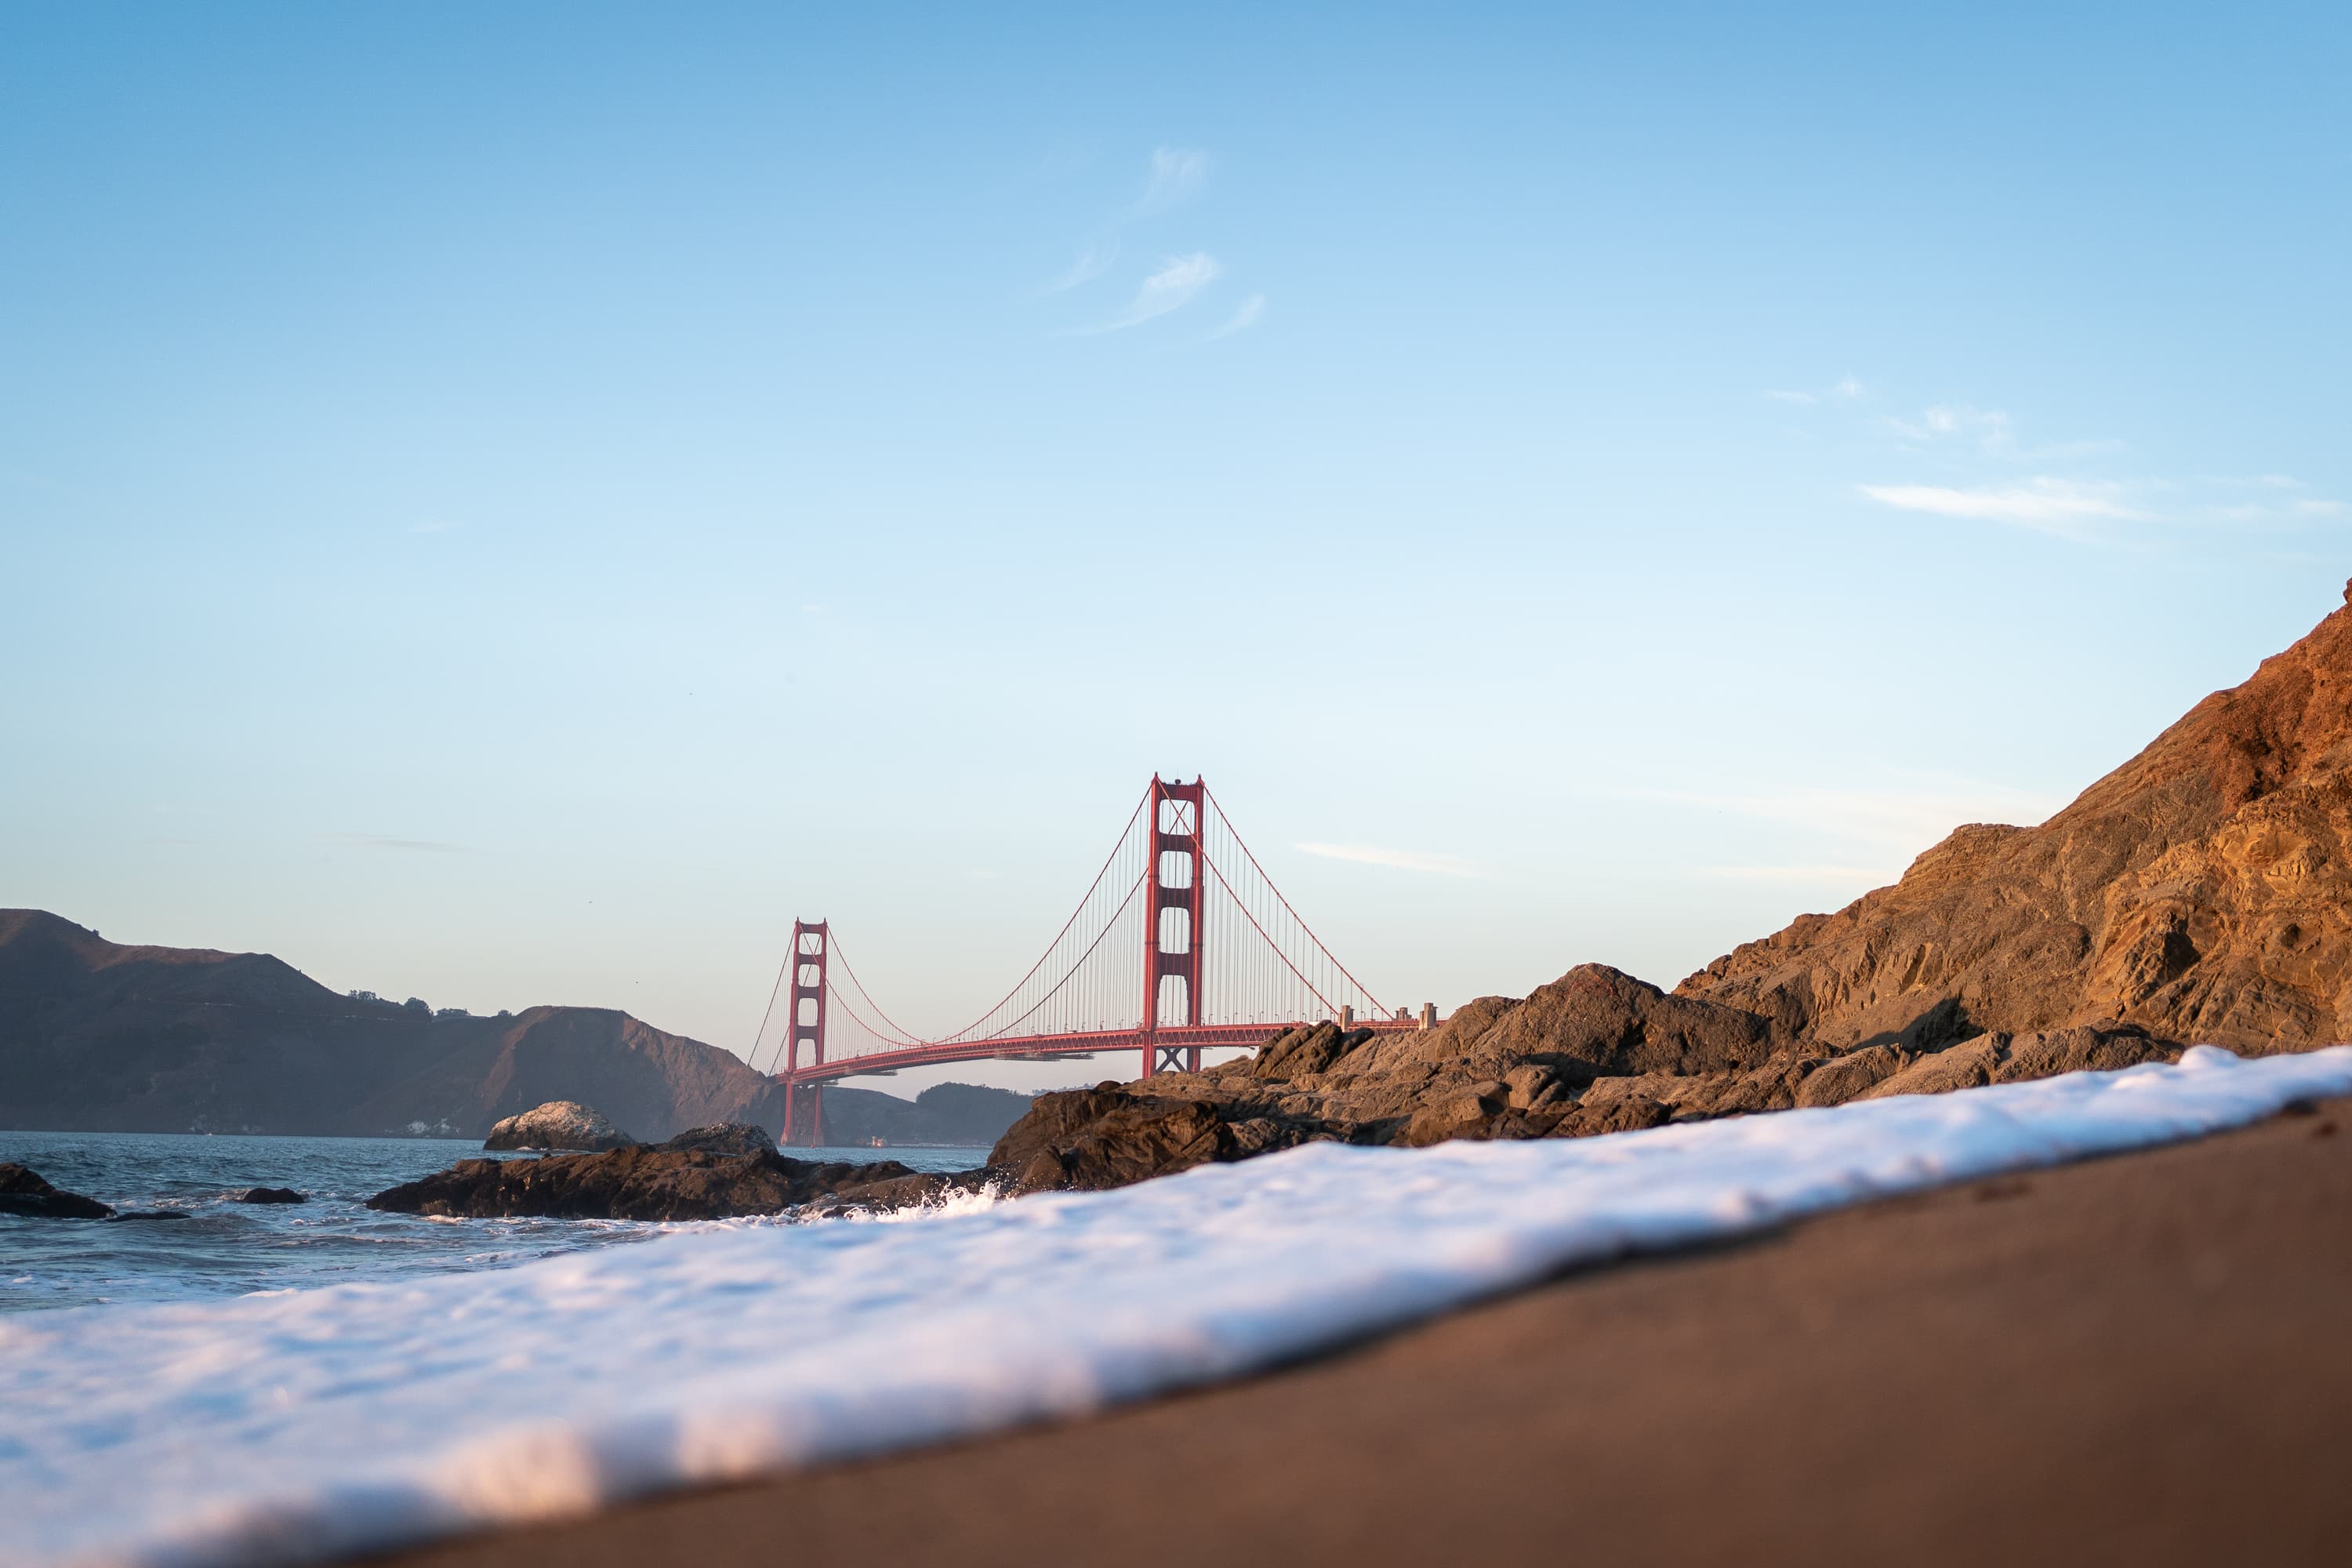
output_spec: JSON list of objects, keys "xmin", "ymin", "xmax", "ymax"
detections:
[{"xmin": 776, "ymin": 1018, "xmax": 1427, "ymax": 1084}]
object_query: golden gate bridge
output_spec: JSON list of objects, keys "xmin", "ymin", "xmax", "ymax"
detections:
[{"xmin": 747, "ymin": 775, "xmax": 1437, "ymax": 1144}]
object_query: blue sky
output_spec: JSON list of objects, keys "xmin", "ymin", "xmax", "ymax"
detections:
[{"xmin": 5, "ymin": 3, "xmax": 2348, "ymax": 1093}]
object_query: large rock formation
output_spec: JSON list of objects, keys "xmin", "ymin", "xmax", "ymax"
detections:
[
  {"xmin": 657, "ymin": 1122, "xmax": 777, "ymax": 1156},
  {"xmin": 1676, "ymin": 581, "xmax": 2352, "ymax": 1054},
  {"xmin": 988, "ymin": 965, "xmax": 1781, "ymax": 1193},
  {"xmin": 483, "ymin": 1101, "xmax": 637, "ymax": 1152}
]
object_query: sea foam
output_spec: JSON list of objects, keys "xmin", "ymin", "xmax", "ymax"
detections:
[{"xmin": 5, "ymin": 1044, "xmax": 2350, "ymax": 1568}]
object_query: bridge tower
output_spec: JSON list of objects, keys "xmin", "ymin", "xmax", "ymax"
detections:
[
  {"xmin": 782, "ymin": 919, "xmax": 829, "ymax": 1145},
  {"xmin": 1141, "ymin": 775, "xmax": 1206, "ymax": 1077}
]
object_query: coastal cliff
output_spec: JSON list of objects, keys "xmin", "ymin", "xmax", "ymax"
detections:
[
  {"xmin": 988, "ymin": 586, "xmax": 2352, "ymax": 1192},
  {"xmin": 1676, "ymin": 579, "xmax": 2352, "ymax": 1052}
]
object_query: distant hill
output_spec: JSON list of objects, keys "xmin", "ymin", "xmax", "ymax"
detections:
[
  {"xmin": 0, "ymin": 910, "xmax": 1028, "ymax": 1144},
  {"xmin": 819, "ymin": 1082, "xmax": 1040, "ymax": 1147}
]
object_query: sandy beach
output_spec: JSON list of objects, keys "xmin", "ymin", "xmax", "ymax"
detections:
[{"xmin": 365, "ymin": 1095, "xmax": 2352, "ymax": 1568}]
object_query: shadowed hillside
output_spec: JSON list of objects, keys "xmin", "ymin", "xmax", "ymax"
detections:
[
  {"xmin": 814, "ymin": 1082, "xmax": 1038, "ymax": 1147},
  {"xmin": 0, "ymin": 911, "xmax": 774, "ymax": 1139}
]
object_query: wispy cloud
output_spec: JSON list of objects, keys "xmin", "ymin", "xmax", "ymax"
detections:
[
  {"xmin": 1859, "ymin": 477, "xmax": 2151, "ymax": 535},
  {"xmin": 1132, "ymin": 146, "xmax": 1207, "ymax": 215},
  {"xmin": 1083, "ymin": 252, "xmax": 1222, "ymax": 332},
  {"xmin": 1764, "ymin": 375, "xmax": 1863, "ymax": 406},
  {"xmin": 1204, "ymin": 292, "xmax": 1265, "ymax": 340},
  {"xmin": 1036, "ymin": 241, "xmax": 1116, "ymax": 297},
  {"xmin": 408, "ymin": 519, "xmax": 456, "ymax": 535},
  {"xmin": 1295, "ymin": 841, "xmax": 1475, "ymax": 877},
  {"xmin": 325, "ymin": 832, "xmax": 473, "ymax": 855},
  {"xmin": 2206, "ymin": 474, "xmax": 2349, "ymax": 524},
  {"xmin": 1881, "ymin": 402, "xmax": 2016, "ymax": 453},
  {"xmin": 1780, "ymin": 383, "xmax": 2343, "ymax": 547}
]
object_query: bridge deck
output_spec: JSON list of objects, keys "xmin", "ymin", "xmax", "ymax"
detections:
[{"xmin": 777, "ymin": 1020, "xmax": 1425, "ymax": 1085}]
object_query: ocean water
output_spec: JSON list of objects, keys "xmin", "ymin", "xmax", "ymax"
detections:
[
  {"xmin": 0, "ymin": 1131, "xmax": 987, "ymax": 1313},
  {"xmin": 6, "ymin": 1046, "xmax": 2350, "ymax": 1568}
]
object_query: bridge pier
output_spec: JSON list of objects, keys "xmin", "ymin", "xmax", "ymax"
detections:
[
  {"xmin": 782, "ymin": 920, "xmax": 829, "ymax": 1145},
  {"xmin": 1141, "ymin": 776, "xmax": 1207, "ymax": 1079}
]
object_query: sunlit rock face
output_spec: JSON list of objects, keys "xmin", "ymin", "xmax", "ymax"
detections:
[
  {"xmin": 482, "ymin": 1100, "xmax": 637, "ymax": 1152},
  {"xmin": 1679, "ymin": 579, "xmax": 2352, "ymax": 1055}
]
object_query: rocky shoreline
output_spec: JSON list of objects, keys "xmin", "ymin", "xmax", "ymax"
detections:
[
  {"xmin": 353, "ymin": 982, "xmax": 2187, "ymax": 1220},
  {"xmin": 982, "ymin": 975, "xmax": 2180, "ymax": 1195}
]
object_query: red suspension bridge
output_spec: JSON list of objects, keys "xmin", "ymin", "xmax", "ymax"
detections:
[{"xmin": 747, "ymin": 775, "xmax": 1437, "ymax": 1145}]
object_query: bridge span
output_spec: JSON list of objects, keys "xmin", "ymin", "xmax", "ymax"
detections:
[{"xmin": 750, "ymin": 775, "xmax": 1436, "ymax": 1144}]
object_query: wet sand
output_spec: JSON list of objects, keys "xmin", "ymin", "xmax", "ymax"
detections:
[{"xmin": 372, "ymin": 1098, "xmax": 2352, "ymax": 1567}]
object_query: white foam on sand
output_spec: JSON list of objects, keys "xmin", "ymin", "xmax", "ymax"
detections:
[{"xmin": 7, "ymin": 1045, "xmax": 2351, "ymax": 1568}]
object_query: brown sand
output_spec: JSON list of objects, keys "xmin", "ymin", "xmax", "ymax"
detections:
[{"xmin": 375, "ymin": 1102, "xmax": 2352, "ymax": 1567}]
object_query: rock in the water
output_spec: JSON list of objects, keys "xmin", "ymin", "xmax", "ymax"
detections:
[
  {"xmin": 657, "ymin": 1123, "xmax": 775, "ymax": 1156},
  {"xmin": 482, "ymin": 1100, "xmax": 637, "ymax": 1152},
  {"xmin": 0, "ymin": 1163, "xmax": 113, "ymax": 1219},
  {"xmin": 234, "ymin": 1186, "xmax": 307, "ymax": 1204},
  {"xmin": 366, "ymin": 1145, "xmax": 956, "ymax": 1220},
  {"xmin": 105, "ymin": 1210, "xmax": 189, "ymax": 1222}
]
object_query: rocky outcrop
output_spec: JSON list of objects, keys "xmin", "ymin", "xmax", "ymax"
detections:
[
  {"xmin": 657, "ymin": 1123, "xmax": 775, "ymax": 1156},
  {"xmin": 988, "ymin": 966, "xmax": 1766, "ymax": 1192},
  {"xmin": 234, "ymin": 1186, "xmax": 306, "ymax": 1204},
  {"xmin": 366, "ymin": 1145, "xmax": 964, "ymax": 1221},
  {"xmin": 989, "ymin": 1086, "xmax": 1237, "ymax": 1192},
  {"xmin": 0, "ymin": 1163, "xmax": 112, "ymax": 1219},
  {"xmin": 484, "ymin": 1101, "xmax": 636, "ymax": 1152},
  {"xmin": 1857, "ymin": 1025, "xmax": 2179, "ymax": 1102},
  {"xmin": 1677, "ymin": 582, "xmax": 2352, "ymax": 1055}
]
